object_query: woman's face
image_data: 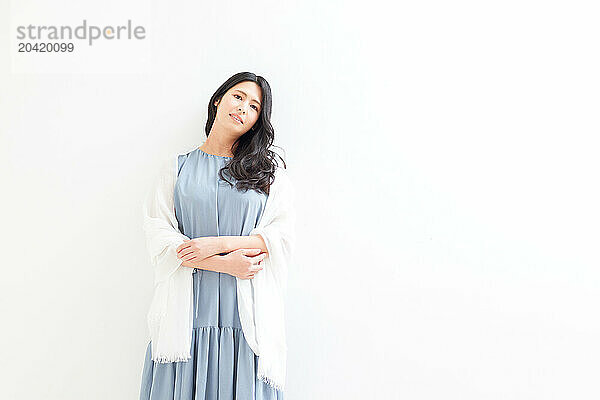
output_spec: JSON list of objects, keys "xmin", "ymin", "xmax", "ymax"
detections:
[{"xmin": 214, "ymin": 81, "xmax": 263, "ymax": 134}]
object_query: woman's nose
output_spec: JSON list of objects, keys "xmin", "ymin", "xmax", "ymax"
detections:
[{"xmin": 238, "ymin": 102, "xmax": 251, "ymax": 113}]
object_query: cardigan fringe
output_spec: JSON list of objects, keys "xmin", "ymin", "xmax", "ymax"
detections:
[{"xmin": 258, "ymin": 371, "xmax": 285, "ymax": 392}]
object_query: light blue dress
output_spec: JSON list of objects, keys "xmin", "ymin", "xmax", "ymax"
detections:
[{"xmin": 139, "ymin": 148, "xmax": 284, "ymax": 400}]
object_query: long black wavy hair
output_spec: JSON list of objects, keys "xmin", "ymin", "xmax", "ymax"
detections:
[{"xmin": 205, "ymin": 72, "xmax": 286, "ymax": 196}]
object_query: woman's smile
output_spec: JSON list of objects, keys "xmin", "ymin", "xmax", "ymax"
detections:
[{"xmin": 229, "ymin": 113, "xmax": 243, "ymax": 124}]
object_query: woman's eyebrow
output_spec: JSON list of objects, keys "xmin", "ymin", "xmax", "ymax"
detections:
[{"xmin": 234, "ymin": 89, "xmax": 261, "ymax": 106}]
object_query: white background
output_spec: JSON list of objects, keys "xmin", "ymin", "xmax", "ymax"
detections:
[{"xmin": 1, "ymin": 0, "xmax": 599, "ymax": 399}]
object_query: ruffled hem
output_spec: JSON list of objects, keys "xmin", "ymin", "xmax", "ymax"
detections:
[{"xmin": 140, "ymin": 326, "xmax": 284, "ymax": 400}]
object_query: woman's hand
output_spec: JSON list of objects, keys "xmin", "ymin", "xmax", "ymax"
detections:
[
  {"xmin": 222, "ymin": 248, "xmax": 266, "ymax": 280},
  {"xmin": 176, "ymin": 237, "xmax": 219, "ymax": 264}
]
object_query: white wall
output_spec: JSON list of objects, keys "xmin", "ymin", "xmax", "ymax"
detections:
[{"xmin": 1, "ymin": 0, "xmax": 599, "ymax": 399}]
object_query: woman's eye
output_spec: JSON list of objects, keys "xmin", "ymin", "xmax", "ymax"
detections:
[{"xmin": 233, "ymin": 94, "xmax": 258, "ymax": 111}]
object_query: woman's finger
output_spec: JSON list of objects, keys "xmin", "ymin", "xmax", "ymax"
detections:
[
  {"xmin": 178, "ymin": 250, "xmax": 194, "ymax": 259},
  {"xmin": 176, "ymin": 244, "xmax": 191, "ymax": 254}
]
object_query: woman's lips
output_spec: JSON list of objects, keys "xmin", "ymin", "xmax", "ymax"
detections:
[{"xmin": 230, "ymin": 114, "xmax": 243, "ymax": 124}]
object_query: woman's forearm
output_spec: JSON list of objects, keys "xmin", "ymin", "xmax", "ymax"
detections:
[
  {"xmin": 181, "ymin": 235, "xmax": 267, "ymax": 273},
  {"xmin": 183, "ymin": 254, "xmax": 229, "ymax": 274},
  {"xmin": 219, "ymin": 234, "xmax": 268, "ymax": 254}
]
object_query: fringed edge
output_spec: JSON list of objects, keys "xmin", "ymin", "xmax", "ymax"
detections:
[
  {"xmin": 257, "ymin": 370, "xmax": 284, "ymax": 392},
  {"xmin": 151, "ymin": 353, "xmax": 192, "ymax": 364}
]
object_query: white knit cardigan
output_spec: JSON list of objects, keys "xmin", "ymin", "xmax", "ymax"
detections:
[{"xmin": 142, "ymin": 141, "xmax": 296, "ymax": 391}]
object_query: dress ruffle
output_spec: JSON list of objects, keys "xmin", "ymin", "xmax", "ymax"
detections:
[{"xmin": 140, "ymin": 326, "xmax": 284, "ymax": 400}]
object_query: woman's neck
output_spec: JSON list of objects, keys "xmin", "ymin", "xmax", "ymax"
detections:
[{"xmin": 199, "ymin": 137, "xmax": 236, "ymax": 157}]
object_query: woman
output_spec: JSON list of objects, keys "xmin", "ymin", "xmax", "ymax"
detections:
[{"xmin": 139, "ymin": 72, "xmax": 295, "ymax": 399}]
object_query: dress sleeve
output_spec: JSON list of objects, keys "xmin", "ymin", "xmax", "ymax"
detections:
[{"xmin": 142, "ymin": 155, "xmax": 191, "ymax": 284}]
